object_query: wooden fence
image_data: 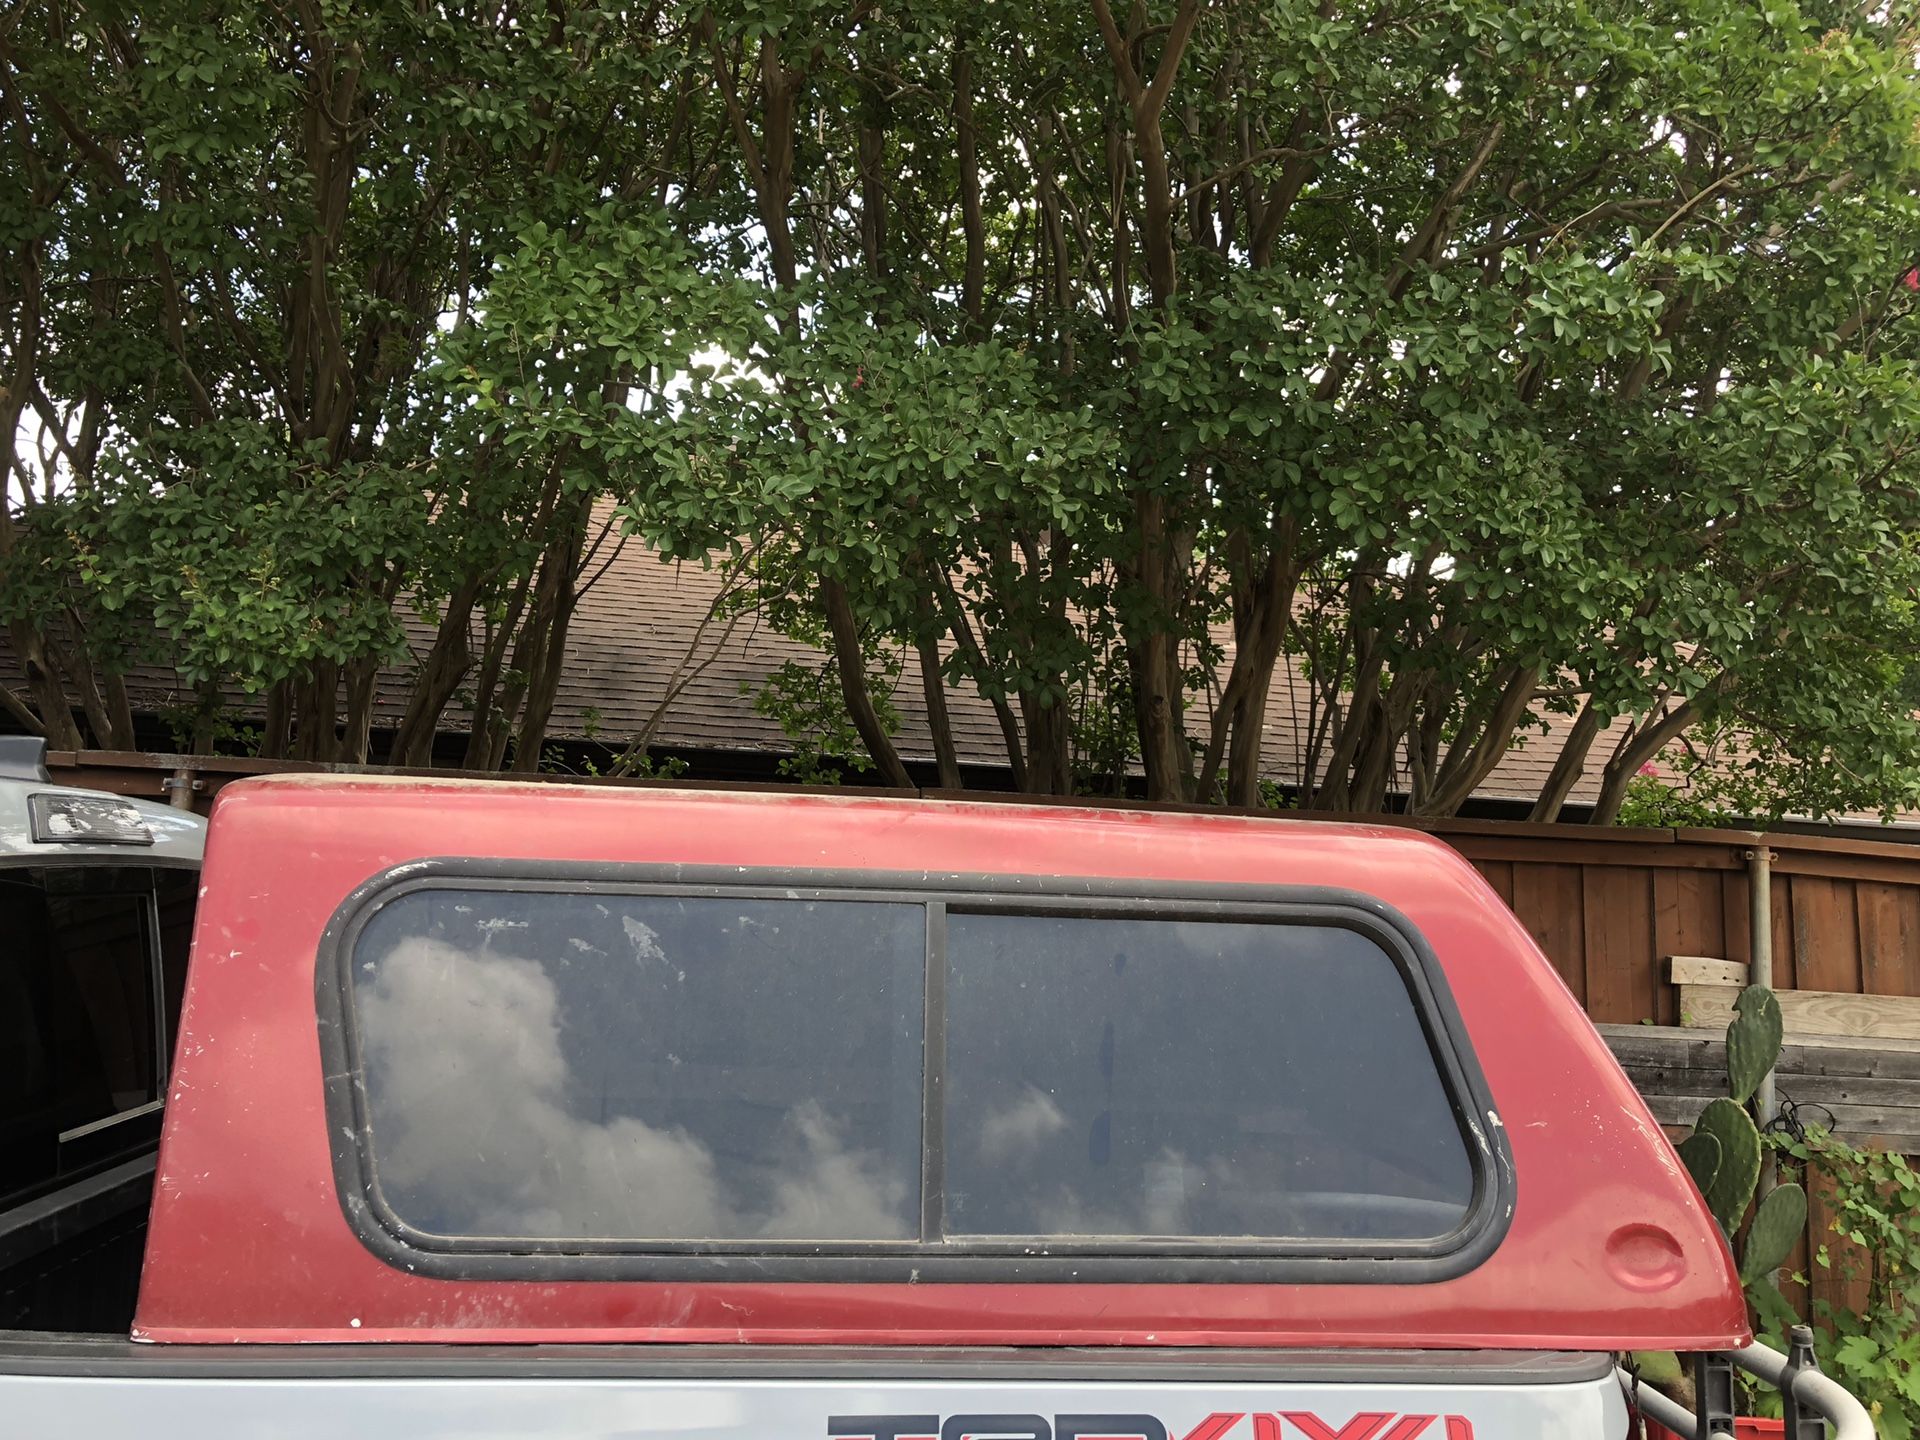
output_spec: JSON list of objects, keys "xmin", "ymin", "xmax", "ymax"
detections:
[
  {"xmin": 1457, "ymin": 824, "xmax": 1920, "ymax": 1323},
  {"xmin": 52, "ymin": 746, "xmax": 1920, "ymax": 1022},
  {"xmin": 54, "ymin": 745, "xmax": 1920, "ymax": 1014},
  {"xmin": 1458, "ymin": 825, "xmax": 1920, "ymax": 1022}
]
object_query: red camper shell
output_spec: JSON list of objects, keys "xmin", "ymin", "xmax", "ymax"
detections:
[{"xmin": 136, "ymin": 778, "xmax": 1747, "ymax": 1351}]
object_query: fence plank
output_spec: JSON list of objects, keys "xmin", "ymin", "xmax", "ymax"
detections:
[
  {"xmin": 1809, "ymin": 1165, "xmax": 1874, "ymax": 1324},
  {"xmin": 1584, "ymin": 866, "xmax": 1658, "ymax": 1023},
  {"xmin": 1636, "ymin": 1094, "xmax": 1920, "ymax": 1148},
  {"xmin": 1654, "ymin": 873, "xmax": 1718, "ymax": 1026},
  {"xmin": 1722, "ymin": 868, "xmax": 1754, "ymax": 970},
  {"xmin": 1668, "ymin": 956, "xmax": 1749, "ymax": 987},
  {"xmin": 1475, "ymin": 859, "xmax": 1515, "ymax": 909},
  {"xmin": 1657, "ymin": 872, "xmax": 1728, "ymax": 970},
  {"xmin": 1772, "ymin": 872, "xmax": 1799, "ymax": 992},
  {"xmin": 1602, "ymin": 1025, "xmax": 1920, "ymax": 1148},
  {"xmin": 1857, "ymin": 882, "xmax": 1920, "ymax": 999},
  {"xmin": 1791, "ymin": 874, "xmax": 1863, "ymax": 994},
  {"xmin": 1600, "ymin": 1024, "xmax": 1920, "ymax": 1081},
  {"xmin": 1459, "ymin": 836, "xmax": 1730, "ymax": 869},
  {"xmin": 1511, "ymin": 863, "xmax": 1587, "ymax": 1003}
]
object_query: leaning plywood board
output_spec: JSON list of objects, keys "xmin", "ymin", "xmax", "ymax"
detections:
[
  {"xmin": 1678, "ymin": 982, "xmax": 1920, "ymax": 1043},
  {"xmin": 1667, "ymin": 955, "xmax": 1750, "ymax": 987}
]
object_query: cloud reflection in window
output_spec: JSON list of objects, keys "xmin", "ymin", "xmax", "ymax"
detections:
[{"xmin": 354, "ymin": 912, "xmax": 919, "ymax": 1242}]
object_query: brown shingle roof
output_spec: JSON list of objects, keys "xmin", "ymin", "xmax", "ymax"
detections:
[
  {"xmin": 437, "ymin": 532, "xmax": 1654, "ymax": 807},
  {"xmin": 0, "ymin": 525, "xmax": 1659, "ymax": 807}
]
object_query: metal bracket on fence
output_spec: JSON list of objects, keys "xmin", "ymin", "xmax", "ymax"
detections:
[
  {"xmin": 1695, "ymin": 1353, "xmax": 1738, "ymax": 1440},
  {"xmin": 161, "ymin": 768, "xmax": 203, "ymax": 811}
]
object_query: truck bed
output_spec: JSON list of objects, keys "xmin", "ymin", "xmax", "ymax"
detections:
[{"xmin": 0, "ymin": 1156, "xmax": 155, "ymax": 1334}]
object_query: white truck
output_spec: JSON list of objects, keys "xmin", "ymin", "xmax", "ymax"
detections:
[{"xmin": 0, "ymin": 770, "xmax": 1872, "ymax": 1437}]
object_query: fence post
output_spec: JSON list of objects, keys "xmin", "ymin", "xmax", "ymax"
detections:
[
  {"xmin": 1748, "ymin": 841, "xmax": 1780, "ymax": 1196},
  {"xmin": 165, "ymin": 763, "xmax": 200, "ymax": 811}
]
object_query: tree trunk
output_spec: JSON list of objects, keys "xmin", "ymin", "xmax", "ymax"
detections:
[
  {"xmin": 291, "ymin": 661, "xmax": 341, "ymax": 762},
  {"xmin": 51, "ymin": 633, "xmax": 120, "ymax": 754},
  {"xmin": 1416, "ymin": 665, "xmax": 1540, "ymax": 817},
  {"xmin": 488, "ymin": 655, "xmax": 529, "ymax": 772},
  {"xmin": 1307, "ymin": 640, "xmax": 1384, "ymax": 810},
  {"xmin": 821, "ymin": 576, "xmax": 914, "ymax": 789},
  {"xmin": 1019, "ymin": 689, "xmax": 1073, "ymax": 795},
  {"xmin": 1589, "ymin": 695, "xmax": 1706, "ymax": 826},
  {"xmin": 260, "ymin": 680, "xmax": 292, "ymax": 759},
  {"xmin": 1349, "ymin": 711, "xmax": 1399, "ymax": 812},
  {"xmin": 1529, "ymin": 698, "xmax": 1603, "ymax": 823},
  {"xmin": 915, "ymin": 627, "xmax": 963, "ymax": 790},
  {"xmin": 339, "ymin": 655, "xmax": 380, "ymax": 765},
  {"xmin": 1225, "ymin": 654, "xmax": 1279, "ymax": 808},
  {"xmin": 6, "ymin": 622, "xmax": 83, "ymax": 750},
  {"xmin": 189, "ymin": 680, "xmax": 223, "ymax": 756},
  {"xmin": 506, "ymin": 506, "xmax": 587, "ymax": 774},
  {"xmin": 389, "ymin": 572, "xmax": 487, "ymax": 767},
  {"xmin": 1, "ymin": 680, "xmax": 46, "ymax": 734},
  {"xmin": 953, "ymin": 39, "xmax": 986, "ymax": 338},
  {"xmin": 1199, "ymin": 525, "xmax": 1298, "ymax": 806},
  {"xmin": 462, "ymin": 571, "xmax": 534, "ymax": 770},
  {"xmin": 1124, "ymin": 492, "xmax": 1196, "ymax": 801},
  {"xmin": 100, "ymin": 669, "xmax": 137, "ymax": 751},
  {"xmin": 933, "ymin": 573, "xmax": 1029, "ymax": 789},
  {"xmin": 1127, "ymin": 629, "xmax": 1191, "ymax": 801},
  {"xmin": 508, "ymin": 565, "xmax": 580, "ymax": 776},
  {"xmin": 1088, "ymin": 1, "xmax": 1206, "ymax": 801}
]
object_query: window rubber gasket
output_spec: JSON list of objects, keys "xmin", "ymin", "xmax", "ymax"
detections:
[{"xmin": 315, "ymin": 860, "xmax": 1516, "ymax": 1285}]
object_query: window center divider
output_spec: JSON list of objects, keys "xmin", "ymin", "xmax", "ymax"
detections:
[{"xmin": 921, "ymin": 900, "xmax": 948, "ymax": 1246}]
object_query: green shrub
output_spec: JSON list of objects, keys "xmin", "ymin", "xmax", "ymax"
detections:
[{"xmin": 1758, "ymin": 1129, "xmax": 1920, "ymax": 1439}]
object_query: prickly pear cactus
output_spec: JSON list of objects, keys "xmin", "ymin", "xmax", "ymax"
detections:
[
  {"xmin": 1676, "ymin": 1130, "xmax": 1723, "ymax": 1197},
  {"xmin": 1660, "ymin": 986, "xmax": 1800, "ymax": 1356},
  {"xmin": 1694, "ymin": 1097, "xmax": 1762, "ymax": 1233},
  {"xmin": 1739, "ymin": 1181, "xmax": 1808, "ymax": 1286},
  {"xmin": 1727, "ymin": 985, "xmax": 1785, "ymax": 1105}
]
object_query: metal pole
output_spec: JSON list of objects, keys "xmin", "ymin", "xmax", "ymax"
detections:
[
  {"xmin": 166, "ymin": 764, "xmax": 198, "ymax": 811},
  {"xmin": 1748, "ymin": 842, "xmax": 1779, "ymax": 1195}
]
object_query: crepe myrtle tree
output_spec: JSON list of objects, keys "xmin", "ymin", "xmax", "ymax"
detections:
[
  {"xmin": 652, "ymin": 286, "xmax": 1120, "ymax": 794},
  {"xmin": 673, "ymin": 0, "xmax": 1920, "ymax": 814},
  {"xmin": 1, "ymin": 0, "xmax": 731, "ymax": 763},
  {"xmin": 5, "ymin": 0, "xmax": 1919, "ymax": 821}
]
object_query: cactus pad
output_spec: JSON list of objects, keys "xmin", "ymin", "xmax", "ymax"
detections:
[
  {"xmin": 1676, "ymin": 1130, "xmax": 1722, "ymax": 1197},
  {"xmin": 1740, "ymin": 1181, "xmax": 1807, "ymax": 1285},
  {"xmin": 1727, "ymin": 985, "xmax": 1784, "ymax": 1105},
  {"xmin": 1695, "ymin": 1097, "xmax": 1762, "ymax": 1232}
]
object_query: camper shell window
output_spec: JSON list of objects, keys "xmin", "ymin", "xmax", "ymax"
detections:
[{"xmin": 321, "ymin": 865, "xmax": 1510, "ymax": 1284}]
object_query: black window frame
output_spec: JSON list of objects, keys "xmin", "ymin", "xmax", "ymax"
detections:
[{"xmin": 317, "ymin": 860, "xmax": 1515, "ymax": 1285}]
